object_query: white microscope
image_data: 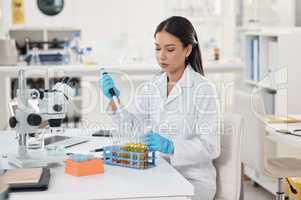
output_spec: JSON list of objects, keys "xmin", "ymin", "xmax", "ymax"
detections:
[{"xmin": 8, "ymin": 69, "xmax": 75, "ymax": 168}]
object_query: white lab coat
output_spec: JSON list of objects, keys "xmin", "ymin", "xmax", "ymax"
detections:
[{"xmin": 109, "ymin": 65, "xmax": 221, "ymax": 200}]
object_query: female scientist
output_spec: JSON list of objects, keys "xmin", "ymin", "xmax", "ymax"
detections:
[{"xmin": 99, "ymin": 16, "xmax": 220, "ymax": 200}]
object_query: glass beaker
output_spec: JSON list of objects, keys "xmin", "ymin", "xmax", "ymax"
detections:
[{"xmin": 110, "ymin": 126, "xmax": 121, "ymax": 145}]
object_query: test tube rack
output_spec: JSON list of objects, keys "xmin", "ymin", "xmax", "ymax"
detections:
[{"xmin": 103, "ymin": 145, "xmax": 156, "ymax": 169}]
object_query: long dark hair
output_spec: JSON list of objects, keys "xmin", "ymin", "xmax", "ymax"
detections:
[{"xmin": 154, "ymin": 16, "xmax": 204, "ymax": 76}]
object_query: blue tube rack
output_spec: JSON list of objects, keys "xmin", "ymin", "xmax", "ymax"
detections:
[{"xmin": 103, "ymin": 145, "xmax": 156, "ymax": 169}]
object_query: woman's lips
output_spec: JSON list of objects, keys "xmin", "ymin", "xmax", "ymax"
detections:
[{"xmin": 160, "ymin": 63, "xmax": 169, "ymax": 68}]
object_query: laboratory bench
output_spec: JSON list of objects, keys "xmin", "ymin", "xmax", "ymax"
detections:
[{"xmin": 0, "ymin": 128, "xmax": 194, "ymax": 200}]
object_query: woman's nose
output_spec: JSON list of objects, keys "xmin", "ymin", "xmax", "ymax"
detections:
[{"xmin": 159, "ymin": 50, "xmax": 167, "ymax": 61}]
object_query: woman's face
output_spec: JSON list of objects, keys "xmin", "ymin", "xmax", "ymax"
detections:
[{"xmin": 155, "ymin": 31, "xmax": 191, "ymax": 74}]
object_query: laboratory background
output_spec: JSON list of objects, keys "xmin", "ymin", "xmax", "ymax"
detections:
[{"xmin": 0, "ymin": 0, "xmax": 301, "ymax": 200}]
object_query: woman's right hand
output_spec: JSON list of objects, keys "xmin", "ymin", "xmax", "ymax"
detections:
[{"xmin": 99, "ymin": 73, "xmax": 120, "ymax": 100}]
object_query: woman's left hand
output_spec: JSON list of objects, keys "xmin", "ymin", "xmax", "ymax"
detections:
[{"xmin": 144, "ymin": 131, "xmax": 174, "ymax": 154}]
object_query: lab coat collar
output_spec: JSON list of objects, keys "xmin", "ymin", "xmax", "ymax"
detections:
[
  {"xmin": 160, "ymin": 65, "xmax": 195, "ymax": 87},
  {"xmin": 159, "ymin": 65, "xmax": 195, "ymax": 104},
  {"xmin": 177, "ymin": 65, "xmax": 195, "ymax": 88}
]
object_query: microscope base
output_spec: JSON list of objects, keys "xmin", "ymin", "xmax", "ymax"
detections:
[
  {"xmin": 8, "ymin": 153, "xmax": 47, "ymax": 168},
  {"xmin": 8, "ymin": 149, "xmax": 65, "ymax": 168}
]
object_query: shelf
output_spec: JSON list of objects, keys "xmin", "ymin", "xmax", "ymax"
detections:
[
  {"xmin": 9, "ymin": 27, "xmax": 81, "ymax": 31},
  {"xmin": 237, "ymin": 27, "xmax": 301, "ymax": 36},
  {"xmin": 8, "ymin": 28, "xmax": 81, "ymax": 50},
  {"xmin": 245, "ymin": 80, "xmax": 277, "ymax": 93},
  {"xmin": 0, "ymin": 59, "xmax": 244, "ymax": 74},
  {"xmin": 242, "ymin": 31, "xmax": 281, "ymax": 85}
]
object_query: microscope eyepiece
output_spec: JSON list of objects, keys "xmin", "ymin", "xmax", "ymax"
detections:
[{"xmin": 48, "ymin": 119, "xmax": 62, "ymax": 127}]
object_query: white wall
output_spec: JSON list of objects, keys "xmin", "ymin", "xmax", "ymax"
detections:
[
  {"xmin": 2, "ymin": 0, "xmax": 236, "ymax": 64},
  {"xmin": 277, "ymin": 0, "xmax": 295, "ymax": 26},
  {"xmin": 0, "ymin": 0, "xmax": 4, "ymax": 38},
  {"xmin": 71, "ymin": 0, "xmax": 167, "ymax": 65},
  {"xmin": 221, "ymin": 0, "xmax": 236, "ymax": 58}
]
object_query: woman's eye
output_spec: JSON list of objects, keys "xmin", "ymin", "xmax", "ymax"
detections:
[
  {"xmin": 155, "ymin": 48, "xmax": 161, "ymax": 51},
  {"xmin": 167, "ymin": 49, "xmax": 175, "ymax": 52}
]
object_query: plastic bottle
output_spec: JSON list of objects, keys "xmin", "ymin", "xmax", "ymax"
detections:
[
  {"xmin": 30, "ymin": 47, "xmax": 41, "ymax": 65},
  {"xmin": 71, "ymin": 32, "xmax": 81, "ymax": 64},
  {"xmin": 63, "ymin": 42, "xmax": 73, "ymax": 64},
  {"xmin": 83, "ymin": 47, "xmax": 95, "ymax": 65},
  {"xmin": 213, "ymin": 47, "xmax": 220, "ymax": 61},
  {"xmin": 208, "ymin": 38, "xmax": 219, "ymax": 61}
]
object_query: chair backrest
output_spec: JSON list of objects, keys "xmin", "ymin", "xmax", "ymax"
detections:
[
  {"xmin": 215, "ymin": 112, "xmax": 243, "ymax": 200},
  {"xmin": 232, "ymin": 89, "xmax": 266, "ymax": 173}
]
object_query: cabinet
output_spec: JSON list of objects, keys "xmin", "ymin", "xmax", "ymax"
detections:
[
  {"xmin": 238, "ymin": 28, "xmax": 301, "ymax": 195},
  {"xmin": 241, "ymin": 28, "xmax": 301, "ymax": 115},
  {"xmin": 9, "ymin": 28, "xmax": 80, "ymax": 55},
  {"xmin": 9, "ymin": 28, "xmax": 80, "ymax": 42}
]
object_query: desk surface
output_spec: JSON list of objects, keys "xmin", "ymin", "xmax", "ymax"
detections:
[
  {"xmin": 266, "ymin": 115, "xmax": 301, "ymax": 149},
  {"xmin": 0, "ymin": 129, "xmax": 193, "ymax": 200}
]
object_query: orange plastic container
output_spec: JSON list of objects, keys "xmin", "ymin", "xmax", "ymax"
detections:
[{"xmin": 65, "ymin": 159, "xmax": 104, "ymax": 176}]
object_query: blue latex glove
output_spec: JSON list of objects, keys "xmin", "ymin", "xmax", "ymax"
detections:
[
  {"xmin": 99, "ymin": 73, "xmax": 120, "ymax": 100},
  {"xmin": 144, "ymin": 131, "xmax": 174, "ymax": 154}
]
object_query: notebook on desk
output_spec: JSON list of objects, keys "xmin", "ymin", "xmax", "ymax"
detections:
[
  {"xmin": 0, "ymin": 167, "xmax": 50, "ymax": 191},
  {"xmin": 265, "ymin": 115, "xmax": 301, "ymax": 124}
]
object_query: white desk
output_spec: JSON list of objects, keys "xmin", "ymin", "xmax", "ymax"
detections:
[
  {"xmin": 0, "ymin": 129, "xmax": 194, "ymax": 200},
  {"xmin": 247, "ymin": 116, "xmax": 301, "ymax": 194},
  {"xmin": 266, "ymin": 124, "xmax": 301, "ymax": 149},
  {"xmin": 265, "ymin": 115, "xmax": 301, "ymax": 149}
]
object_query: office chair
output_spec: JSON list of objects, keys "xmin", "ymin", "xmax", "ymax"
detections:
[{"xmin": 215, "ymin": 113, "xmax": 243, "ymax": 200}]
